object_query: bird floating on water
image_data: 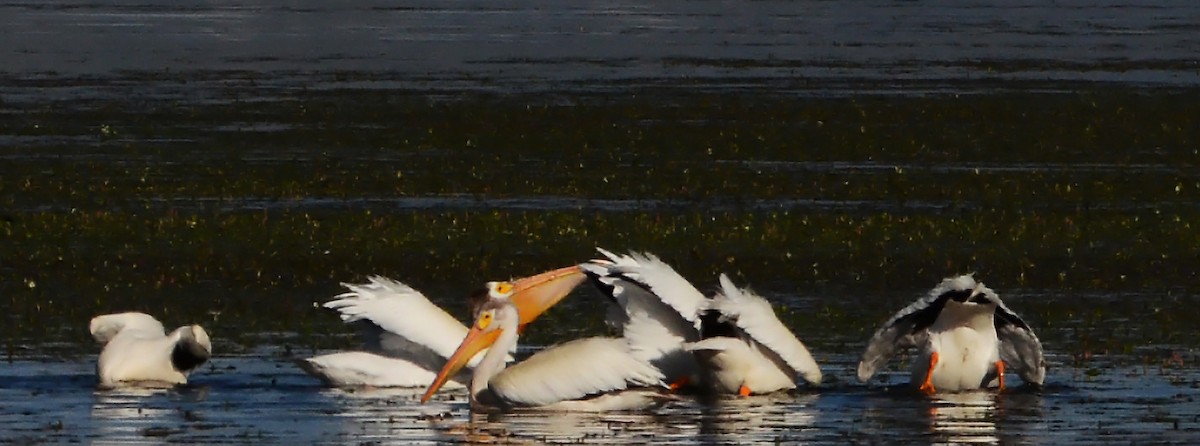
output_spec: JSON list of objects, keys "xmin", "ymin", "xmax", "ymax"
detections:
[
  {"xmin": 421, "ymin": 265, "xmax": 674, "ymax": 412},
  {"xmin": 583, "ymin": 249, "xmax": 822, "ymax": 396},
  {"xmin": 89, "ymin": 312, "xmax": 212, "ymax": 388},
  {"xmin": 297, "ymin": 266, "xmax": 580, "ymax": 388},
  {"xmin": 857, "ymin": 275, "xmax": 1046, "ymax": 393}
]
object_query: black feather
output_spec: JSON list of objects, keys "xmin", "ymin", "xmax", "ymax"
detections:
[
  {"xmin": 698, "ymin": 309, "xmax": 739, "ymax": 339},
  {"xmin": 171, "ymin": 339, "xmax": 210, "ymax": 373}
]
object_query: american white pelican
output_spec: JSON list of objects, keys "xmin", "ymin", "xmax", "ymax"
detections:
[
  {"xmin": 89, "ymin": 312, "xmax": 212, "ymax": 388},
  {"xmin": 581, "ymin": 250, "xmax": 705, "ymax": 391},
  {"xmin": 421, "ymin": 267, "xmax": 672, "ymax": 412},
  {"xmin": 297, "ymin": 266, "xmax": 579, "ymax": 388},
  {"xmin": 582, "ymin": 249, "xmax": 822, "ymax": 396},
  {"xmin": 857, "ymin": 275, "xmax": 1046, "ymax": 393}
]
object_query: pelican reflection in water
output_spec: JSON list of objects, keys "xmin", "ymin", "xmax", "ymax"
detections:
[{"xmin": 929, "ymin": 391, "xmax": 997, "ymax": 443}]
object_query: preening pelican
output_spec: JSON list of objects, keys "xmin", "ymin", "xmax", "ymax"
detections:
[
  {"xmin": 89, "ymin": 312, "xmax": 211, "ymax": 388},
  {"xmin": 857, "ymin": 275, "xmax": 1046, "ymax": 393},
  {"xmin": 583, "ymin": 249, "xmax": 822, "ymax": 396},
  {"xmin": 298, "ymin": 266, "xmax": 580, "ymax": 388},
  {"xmin": 581, "ymin": 250, "xmax": 705, "ymax": 391},
  {"xmin": 421, "ymin": 267, "xmax": 672, "ymax": 412}
]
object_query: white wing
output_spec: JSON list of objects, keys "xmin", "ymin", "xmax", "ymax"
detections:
[
  {"xmin": 296, "ymin": 351, "xmax": 467, "ymax": 389},
  {"xmin": 91, "ymin": 313, "xmax": 209, "ymax": 386},
  {"xmin": 89, "ymin": 312, "xmax": 166, "ymax": 344},
  {"xmin": 583, "ymin": 250, "xmax": 706, "ymax": 381},
  {"xmin": 618, "ymin": 295, "xmax": 703, "ymax": 382},
  {"xmin": 685, "ymin": 336, "xmax": 798, "ymax": 394},
  {"xmin": 589, "ymin": 249, "xmax": 708, "ymax": 330},
  {"xmin": 856, "ymin": 276, "xmax": 974, "ymax": 382},
  {"xmin": 323, "ymin": 276, "xmax": 503, "ymax": 368},
  {"xmin": 710, "ymin": 274, "xmax": 822, "ymax": 385},
  {"xmin": 488, "ymin": 337, "xmax": 665, "ymax": 407}
]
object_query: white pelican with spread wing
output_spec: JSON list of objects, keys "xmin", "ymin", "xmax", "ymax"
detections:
[
  {"xmin": 90, "ymin": 312, "xmax": 212, "ymax": 388},
  {"xmin": 421, "ymin": 266, "xmax": 672, "ymax": 412},
  {"xmin": 297, "ymin": 266, "xmax": 580, "ymax": 388},
  {"xmin": 857, "ymin": 275, "xmax": 1046, "ymax": 393},
  {"xmin": 582, "ymin": 249, "xmax": 822, "ymax": 396}
]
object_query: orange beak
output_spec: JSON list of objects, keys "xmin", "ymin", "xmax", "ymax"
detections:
[
  {"xmin": 510, "ymin": 265, "xmax": 585, "ymax": 329},
  {"xmin": 421, "ymin": 322, "xmax": 501, "ymax": 403},
  {"xmin": 420, "ymin": 265, "xmax": 585, "ymax": 403}
]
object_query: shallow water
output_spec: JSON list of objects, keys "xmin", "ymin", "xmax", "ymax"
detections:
[
  {"xmin": 3, "ymin": 348, "xmax": 1197, "ymax": 444},
  {"xmin": 4, "ymin": 288, "xmax": 1199, "ymax": 444},
  {"xmin": 3, "ymin": 0, "xmax": 1200, "ymax": 444}
]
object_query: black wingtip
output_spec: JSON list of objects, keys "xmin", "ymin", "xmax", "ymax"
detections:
[{"xmin": 698, "ymin": 309, "xmax": 738, "ymax": 340}]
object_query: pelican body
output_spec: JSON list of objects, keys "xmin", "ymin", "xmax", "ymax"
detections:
[
  {"xmin": 583, "ymin": 249, "xmax": 822, "ymax": 396},
  {"xmin": 857, "ymin": 275, "xmax": 1046, "ymax": 393},
  {"xmin": 688, "ymin": 274, "xmax": 823, "ymax": 395},
  {"xmin": 422, "ymin": 268, "xmax": 670, "ymax": 412},
  {"xmin": 89, "ymin": 312, "xmax": 212, "ymax": 388},
  {"xmin": 297, "ymin": 277, "xmax": 489, "ymax": 389},
  {"xmin": 298, "ymin": 266, "xmax": 579, "ymax": 388}
]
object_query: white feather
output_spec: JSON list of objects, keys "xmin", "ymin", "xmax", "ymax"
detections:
[
  {"xmin": 592, "ymin": 249, "xmax": 708, "ymax": 330},
  {"xmin": 858, "ymin": 274, "xmax": 1046, "ymax": 390},
  {"xmin": 858, "ymin": 275, "xmax": 985, "ymax": 382},
  {"xmin": 296, "ymin": 351, "xmax": 467, "ymax": 389},
  {"xmin": 586, "ymin": 249, "xmax": 823, "ymax": 394},
  {"xmin": 489, "ymin": 337, "xmax": 665, "ymax": 407},
  {"xmin": 620, "ymin": 298, "xmax": 702, "ymax": 380},
  {"xmin": 90, "ymin": 312, "xmax": 165, "ymax": 344},
  {"xmin": 89, "ymin": 312, "xmax": 211, "ymax": 387},
  {"xmin": 323, "ymin": 276, "xmax": 474, "ymax": 362},
  {"xmin": 685, "ymin": 337, "xmax": 797, "ymax": 394},
  {"xmin": 710, "ymin": 275, "xmax": 823, "ymax": 385},
  {"xmin": 300, "ymin": 276, "xmax": 508, "ymax": 388},
  {"xmin": 585, "ymin": 249, "xmax": 711, "ymax": 383},
  {"xmin": 917, "ymin": 301, "xmax": 1002, "ymax": 391}
]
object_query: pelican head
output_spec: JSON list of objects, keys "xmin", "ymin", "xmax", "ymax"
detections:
[
  {"xmin": 170, "ymin": 325, "xmax": 212, "ymax": 373},
  {"xmin": 421, "ymin": 265, "xmax": 586, "ymax": 403},
  {"xmin": 421, "ymin": 292, "xmax": 512, "ymax": 403},
  {"xmin": 486, "ymin": 281, "xmax": 516, "ymax": 299}
]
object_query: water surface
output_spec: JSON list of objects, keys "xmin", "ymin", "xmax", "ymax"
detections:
[{"xmin": 1, "ymin": 0, "xmax": 1198, "ymax": 444}]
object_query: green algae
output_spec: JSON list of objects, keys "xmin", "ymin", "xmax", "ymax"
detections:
[{"xmin": 1, "ymin": 87, "xmax": 1198, "ymax": 355}]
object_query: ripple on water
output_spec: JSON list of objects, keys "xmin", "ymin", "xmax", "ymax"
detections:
[{"xmin": 2, "ymin": 350, "xmax": 1198, "ymax": 444}]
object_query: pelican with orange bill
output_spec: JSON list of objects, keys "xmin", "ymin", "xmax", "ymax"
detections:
[
  {"xmin": 421, "ymin": 265, "xmax": 673, "ymax": 412},
  {"xmin": 297, "ymin": 265, "xmax": 584, "ymax": 389}
]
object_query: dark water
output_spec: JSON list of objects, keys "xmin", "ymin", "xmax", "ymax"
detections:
[
  {"xmin": 2, "ymin": 0, "xmax": 1199, "ymax": 444},
  {"xmin": 5, "ymin": 0, "xmax": 1199, "ymax": 91},
  {"xmin": 3, "ymin": 349, "xmax": 1197, "ymax": 444}
]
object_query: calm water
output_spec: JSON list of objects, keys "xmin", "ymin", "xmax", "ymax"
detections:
[
  {"xmin": 2, "ymin": 0, "xmax": 1199, "ymax": 444},
  {"xmin": 2, "ymin": 347, "xmax": 1197, "ymax": 444}
]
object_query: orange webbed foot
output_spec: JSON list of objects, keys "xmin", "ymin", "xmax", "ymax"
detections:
[
  {"xmin": 738, "ymin": 384, "xmax": 751, "ymax": 397},
  {"xmin": 919, "ymin": 351, "xmax": 940, "ymax": 395},
  {"xmin": 919, "ymin": 382, "xmax": 936, "ymax": 394},
  {"xmin": 995, "ymin": 360, "xmax": 1006, "ymax": 391}
]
